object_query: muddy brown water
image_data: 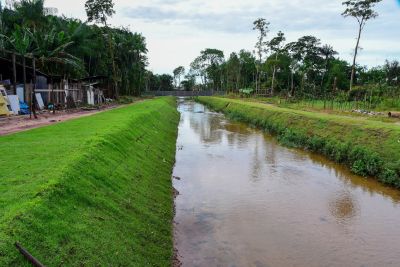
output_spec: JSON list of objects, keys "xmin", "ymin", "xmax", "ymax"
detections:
[{"xmin": 173, "ymin": 99, "xmax": 400, "ymax": 267}]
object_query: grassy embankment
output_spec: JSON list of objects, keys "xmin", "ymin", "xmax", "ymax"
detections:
[
  {"xmin": 0, "ymin": 97, "xmax": 179, "ymax": 266},
  {"xmin": 227, "ymin": 95, "xmax": 400, "ymax": 121},
  {"xmin": 198, "ymin": 97, "xmax": 400, "ymax": 188}
]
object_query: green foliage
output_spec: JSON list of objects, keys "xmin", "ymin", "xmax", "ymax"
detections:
[
  {"xmin": 147, "ymin": 73, "xmax": 174, "ymax": 91},
  {"xmin": 1, "ymin": 1, "xmax": 148, "ymax": 96},
  {"xmin": 85, "ymin": 0, "xmax": 115, "ymax": 26},
  {"xmin": 349, "ymin": 146, "xmax": 382, "ymax": 176},
  {"xmin": 379, "ymin": 169, "xmax": 400, "ymax": 187},
  {"xmin": 116, "ymin": 95, "xmax": 137, "ymax": 104},
  {"xmin": 0, "ymin": 97, "xmax": 179, "ymax": 266},
  {"xmin": 342, "ymin": 0, "xmax": 382, "ymax": 22},
  {"xmin": 239, "ymin": 88, "xmax": 254, "ymax": 96}
]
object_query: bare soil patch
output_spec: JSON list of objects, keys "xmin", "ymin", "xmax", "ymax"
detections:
[{"xmin": 0, "ymin": 105, "xmax": 121, "ymax": 136}]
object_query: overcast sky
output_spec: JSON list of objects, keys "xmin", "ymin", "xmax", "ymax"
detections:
[{"xmin": 3, "ymin": 0, "xmax": 399, "ymax": 74}]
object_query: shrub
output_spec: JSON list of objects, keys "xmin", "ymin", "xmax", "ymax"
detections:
[
  {"xmin": 379, "ymin": 169, "xmax": 400, "ymax": 188},
  {"xmin": 349, "ymin": 147, "xmax": 382, "ymax": 177}
]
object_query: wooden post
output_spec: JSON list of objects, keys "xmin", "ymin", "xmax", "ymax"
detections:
[
  {"xmin": 23, "ymin": 56, "xmax": 26, "ymax": 102},
  {"xmin": 15, "ymin": 242, "xmax": 45, "ymax": 267},
  {"xmin": 12, "ymin": 53, "xmax": 17, "ymax": 95},
  {"xmin": 31, "ymin": 57, "xmax": 37, "ymax": 119}
]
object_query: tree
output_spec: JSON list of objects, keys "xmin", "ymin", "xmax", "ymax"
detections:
[
  {"xmin": 238, "ymin": 50, "xmax": 257, "ymax": 89},
  {"xmin": 384, "ymin": 60, "xmax": 400, "ymax": 86},
  {"xmin": 253, "ymin": 18, "xmax": 270, "ymax": 92},
  {"xmin": 226, "ymin": 52, "xmax": 241, "ymax": 92},
  {"xmin": 319, "ymin": 44, "xmax": 338, "ymax": 108},
  {"xmin": 85, "ymin": 0, "xmax": 119, "ymax": 97},
  {"xmin": 159, "ymin": 74, "xmax": 174, "ymax": 91},
  {"xmin": 200, "ymin": 48, "xmax": 224, "ymax": 90},
  {"xmin": 319, "ymin": 44, "xmax": 338, "ymax": 88},
  {"xmin": 0, "ymin": 1, "xmax": 4, "ymax": 50},
  {"xmin": 268, "ymin": 31, "xmax": 285, "ymax": 95},
  {"xmin": 181, "ymin": 74, "xmax": 196, "ymax": 91},
  {"xmin": 13, "ymin": 0, "xmax": 45, "ymax": 31},
  {"xmin": 342, "ymin": 0, "xmax": 382, "ymax": 91},
  {"xmin": 0, "ymin": 0, "xmax": 148, "ymax": 100},
  {"xmin": 190, "ymin": 56, "xmax": 207, "ymax": 88},
  {"xmin": 286, "ymin": 36, "xmax": 323, "ymax": 96},
  {"xmin": 85, "ymin": 0, "xmax": 115, "ymax": 26},
  {"xmin": 173, "ymin": 66, "xmax": 185, "ymax": 89}
]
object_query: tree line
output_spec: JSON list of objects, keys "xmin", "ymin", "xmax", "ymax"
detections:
[
  {"xmin": 173, "ymin": 0, "xmax": 399, "ymax": 104},
  {"xmin": 0, "ymin": 0, "xmax": 150, "ymax": 97}
]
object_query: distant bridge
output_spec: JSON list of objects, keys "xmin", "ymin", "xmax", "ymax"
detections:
[{"xmin": 142, "ymin": 90, "xmax": 226, "ymax": 97}]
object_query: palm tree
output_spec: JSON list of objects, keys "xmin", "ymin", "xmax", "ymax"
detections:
[
  {"xmin": 13, "ymin": 0, "xmax": 45, "ymax": 32},
  {"xmin": 319, "ymin": 44, "xmax": 338, "ymax": 88},
  {"xmin": 319, "ymin": 44, "xmax": 338, "ymax": 109},
  {"xmin": 31, "ymin": 27, "xmax": 84, "ymax": 75}
]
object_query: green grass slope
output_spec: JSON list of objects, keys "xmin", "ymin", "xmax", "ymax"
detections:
[
  {"xmin": 198, "ymin": 97, "xmax": 400, "ymax": 188},
  {"xmin": 0, "ymin": 97, "xmax": 179, "ymax": 266}
]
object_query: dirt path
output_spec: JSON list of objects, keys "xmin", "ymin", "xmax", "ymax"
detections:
[{"xmin": 0, "ymin": 105, "xmax": 122, "ymax": 136}]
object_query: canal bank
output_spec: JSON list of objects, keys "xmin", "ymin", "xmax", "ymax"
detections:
[
  {"xmin": 173, "ymin": 99, "xmax": 400, "ymax": 266},
  {"xmin": 197, "ymin": 97, "xmax": 400, "ymax": 188},
  {"xmin": 0, "ymin": 97, "xmax": 179, "ymax": 266}
]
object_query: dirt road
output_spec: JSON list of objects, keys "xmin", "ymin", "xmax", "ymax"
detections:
[{"xmin": 0, "ymin": 106, "xmax": 120, "ymax": 136}]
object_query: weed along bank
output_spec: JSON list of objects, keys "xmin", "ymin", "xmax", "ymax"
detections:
[{"xmin": 0, "ymin": 98, "xmax": 179, "ymax": 266}]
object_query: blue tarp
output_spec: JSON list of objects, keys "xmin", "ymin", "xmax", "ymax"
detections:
[{"xmin": 19, "ymin": 101, "xmax": 30, "ymax": 115}]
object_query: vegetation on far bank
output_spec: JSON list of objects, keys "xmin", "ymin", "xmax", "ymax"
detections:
[
  {"xmin": 0, "ymin": 97, "xmax": 179, "ymax": 266},
  {"xmin": 198, "ymin": 96, "xmax": 400, "ymax": 188}
]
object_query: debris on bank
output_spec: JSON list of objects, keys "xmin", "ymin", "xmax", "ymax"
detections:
[{"xmin": 351, "ymin": 109, "xmax": 385, "ymax": 116}]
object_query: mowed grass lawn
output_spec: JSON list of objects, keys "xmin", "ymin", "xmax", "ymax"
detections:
[{"xmin": 0, "ymin": 97, "xmax": 179, "ymax": 266}]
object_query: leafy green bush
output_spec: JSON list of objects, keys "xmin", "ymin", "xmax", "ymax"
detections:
[
  {"xmin": 379, "ymin": 169, "xmax": 400, "ymax": 188},
  {"xmin": 117, "ymin": 95, "xmax": 137, "ymax": 104},
  {"xmin": 239, "ymin": 88, "xmax": 254, "ymax": 97}
]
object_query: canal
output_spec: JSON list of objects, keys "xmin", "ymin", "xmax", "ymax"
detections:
[{"xmin": 173, "ymin": 98, "xmax": 400, "ymax": 267}]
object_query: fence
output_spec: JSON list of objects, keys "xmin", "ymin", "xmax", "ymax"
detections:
[{"xmin": 143, "ymin": 90, "xmax": 226, "ymax": 97}]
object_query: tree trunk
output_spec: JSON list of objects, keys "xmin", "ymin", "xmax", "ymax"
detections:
[
  {"xmin": 350, "ymin": 22, "xmax": 363, "ymax": 91},
  {"xmin": 22, "ymin": 56, "xmax": 26, "ymax": 101},
  {"xmin": 106, "ymin": 27, "xmax": 118, "ymax": 99},
  {"xmin": 271, "ymin": 53, "xmax": 278, "ymax": 96},
  {"xmin": 291, "ymin": 71, "xmax": 295, "ymax": 97},
  {"xmin": 31, "ymin": 58, "xmax": 37, "ymax": 119},
  {"xmin": 12, "ymin": 53, "xmax": 17, "ymax": 95}
]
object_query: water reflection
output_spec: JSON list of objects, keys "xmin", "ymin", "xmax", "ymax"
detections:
[{"xmin": 174, "ymin": 99, "xmax": 400, "ymax": 267}]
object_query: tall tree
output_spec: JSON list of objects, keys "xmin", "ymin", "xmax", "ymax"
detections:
[
  {"xmin": 0, "ymin": 1, "xmax": 4, "ymax": 50},
  {"xmin": 226, "ymin": 52, "xmax": 241, "ymax": 92},
  {"xmin": 13, "ymin": 0, "xmax": 45, "ymax": 32},
  {"xmin": 342, "ymin": 0, "xmax": 382, "ymax": 90},
  {"xmin": 200, "ymin": 48, "xmax": 224, "ymax": 90},
  {"xmin": 253, "ymin": 18, "xmax": 270, "ymax": 92},
  {"xmin": 85, "ymin": 0, "xmax": 119, "ymax": 97},
  {"xmin": 319, "ymin": 44, "xmax": 338, "ymax": 88},
  {"xmin": 286, "ymin": 36, "xmax": 323, "ymax": 95},
  {"xmin": 173, "ymin": 66, "xmax": 185, "ymax": 89},
  {"xmin": 268, "ymin": 31, "xmax": 285, "ymax": 95},
  {"xmin": 85, "ymin": 0, "xmax": 115, "ymax": 26},
  {"xmin": 190, "ymin": 56, "xmax": 207, "ymax": 88}
]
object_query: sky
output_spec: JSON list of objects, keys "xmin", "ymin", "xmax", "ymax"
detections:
[{"xmin": 3, "ymin": 0, "xmax": 399, "ymax": 74}]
